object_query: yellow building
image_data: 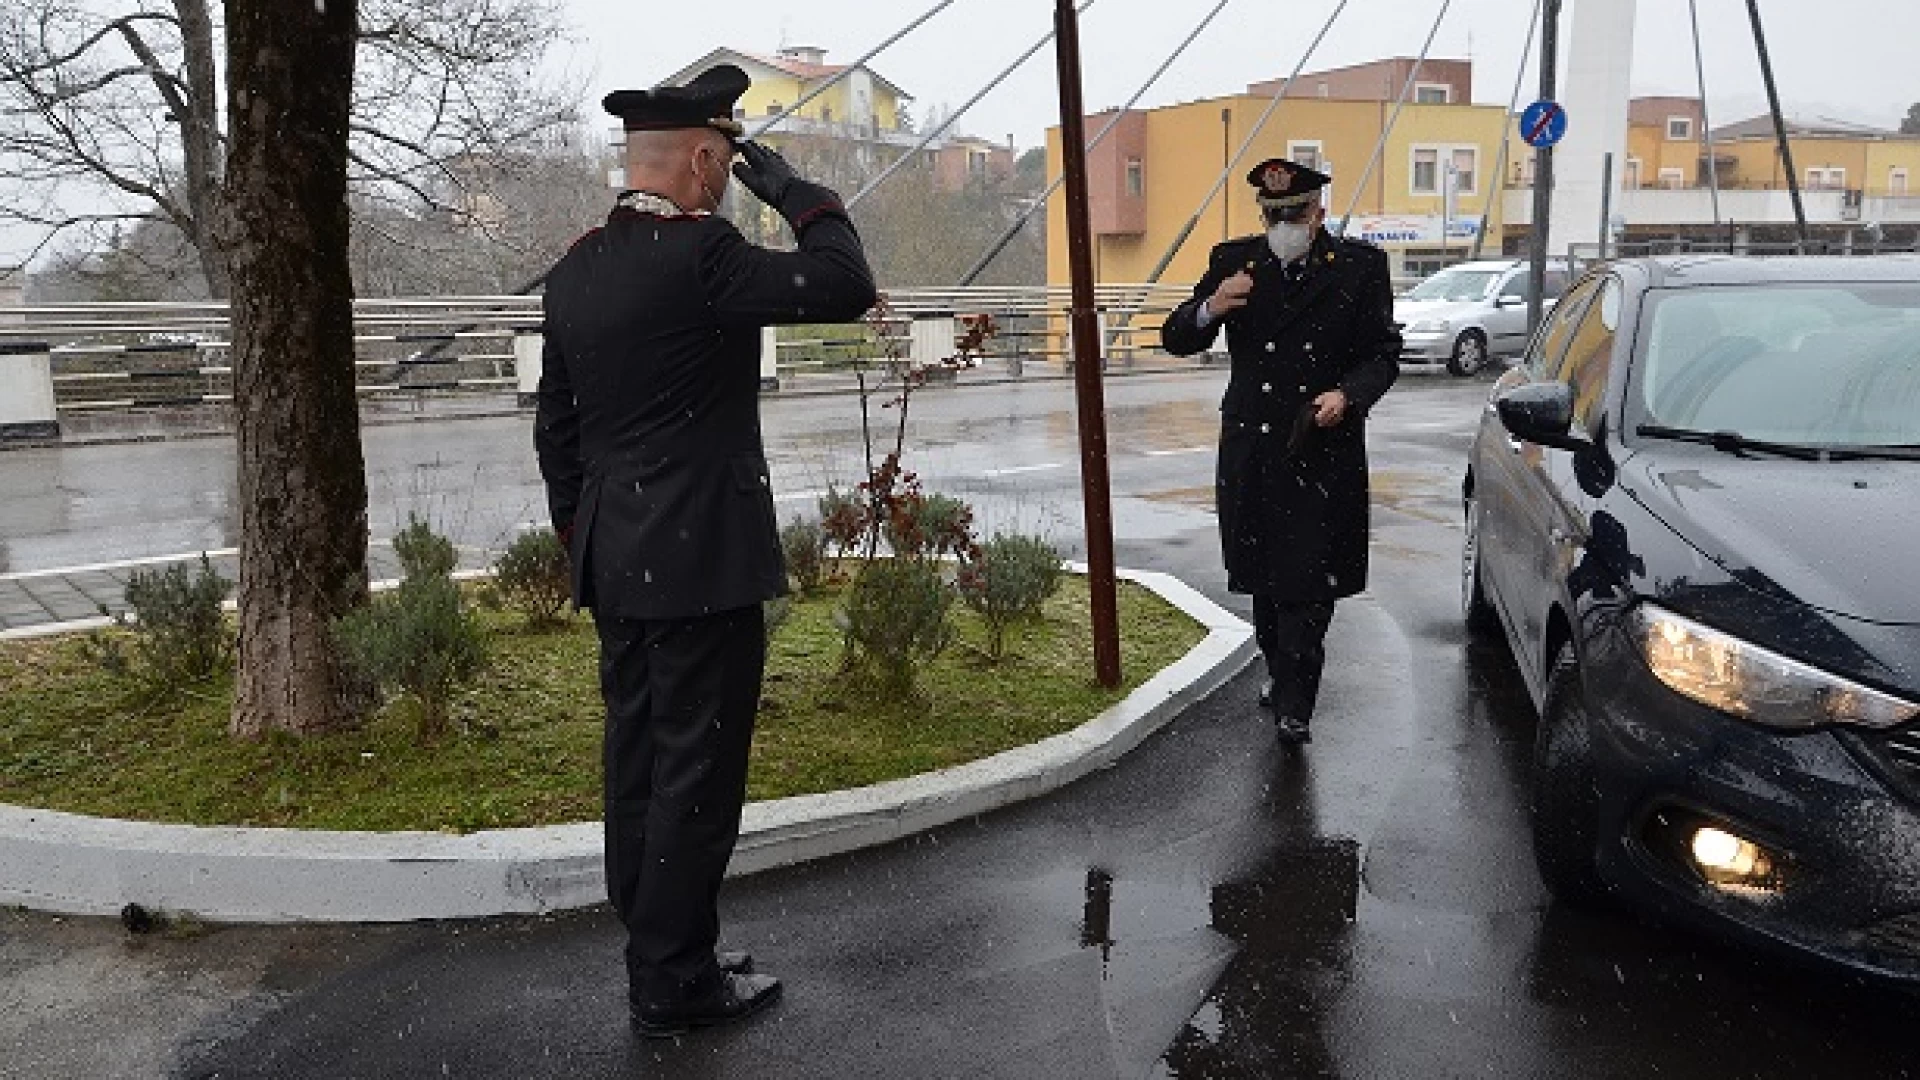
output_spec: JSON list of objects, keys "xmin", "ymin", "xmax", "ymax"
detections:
[
  {"xmin": 1502, "ymin": 100, "xmax": 1920, "ymax": 253},
  {"xmin": 659, "ymin": 46, "xmax": 910, "ymax": 140},
  {"xmin": 1704, "ymin": 115, "xmax": 1920, "ymax": 197},
  {"xmin": 1046, "ymin": 60, "xmax": 1514, "ymax": 289}
]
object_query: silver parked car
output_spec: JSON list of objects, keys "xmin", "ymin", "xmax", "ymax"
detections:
[{"xmin": 1396, "ymin": 258, "xmax": 1571, "ymax": 376}]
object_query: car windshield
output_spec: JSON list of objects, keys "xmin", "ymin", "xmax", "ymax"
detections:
[
  {"xmin": 1405, "ymin": 269, "xmax": 1503, "ymax": 302},
  {"xmin": 1635, "ymin": 283, "xmax": 1920, "ymax": 447}
]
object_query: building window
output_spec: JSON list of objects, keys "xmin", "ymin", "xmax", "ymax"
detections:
[
  {"xmin": 821, "ymin": 106, "xmax": 833, "ymax": 123},
  {"xmin": 1288, "ymin": 141, "xmax": 1324, "ymax": 173},
  {"xmin": 968, "ymin": 151, "xmax": 987, "ymax": 178},
  {"xmin": 1666, "ymin": 116, "xmax": 1694, "ymax": 141},
  {"xmin": 1125, "ymin": 158, "xmax": 1144, "ymax": 197},
  {"xmin": 1807, "ymin": 167, "xmax": 1847, "ymax": 191},
  {"xmin": 1624, "ymin": 158, "xmax": 1642, "ymax": 189},
  {"xmin": 1412, "ymin": 146, "xmax": 1476, "ymax": 195},
  {"xmin": 1658, "ymin": 167, "xmax": 1685, "ymax": 189},
  {"xmin": 1450, "ymin": 147, "xmax": 1478, "ymax": 195},
  {"xmin": 1415, "ymin": 83, "xmax": 1451, "ymax": 104},
  {"xmin": 1890, "ymin": 168, "xmax": 1909, "ymax": 195},
  {"xmin": 1316, "ymin": 81, "xmax": 1330, "ymax": 97},
  {"xmin": 1412, "ymin": 147, "xmax": 1440, "ymax": 194},
  {"xmin": 767, "ymin": 101, "xmax": 782, "ymax": 115}
]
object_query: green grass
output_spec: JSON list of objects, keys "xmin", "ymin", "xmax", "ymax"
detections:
[{"xmin": 0, "ymin": 574, "xmax": 1203, "ymax": 833}]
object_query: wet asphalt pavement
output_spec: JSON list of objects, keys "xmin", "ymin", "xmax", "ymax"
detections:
[{"xmin": 4, "ymin": 369, "xmax": 1919, "ymax": 1078}]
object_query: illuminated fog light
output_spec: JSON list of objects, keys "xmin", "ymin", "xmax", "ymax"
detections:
[{"xmin": 1689, "ymin": 826, "xmax": 1778, "ymax": 892}]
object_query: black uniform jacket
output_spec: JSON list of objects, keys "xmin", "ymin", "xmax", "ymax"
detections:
[
  {"xmin": 1161, "ymin": 228, "xmax": 1401, "ymax": 600},
  {"xmin": 535, "ymin": 182, "xmax": 876, "ymax": 619}
]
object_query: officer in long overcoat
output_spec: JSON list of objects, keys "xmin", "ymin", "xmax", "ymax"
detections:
[
  {"xmin": 534, "ymin": 64, "xmax": 876, "ymax": 1035},
  {"xmin": 1161, "ymin": 159, "xmax": 1401, "ymax": 744}
]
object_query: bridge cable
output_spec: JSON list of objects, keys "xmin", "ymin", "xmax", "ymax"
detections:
[
  {"xmin": 746, "ymin": 0, "xmax": 960, "ymax": 141},
  {"xmin": 1090, "ymin": 0, "xmax": 1348, "ymax": 355},
  {"xmin": 419, "ymin": 0, "xmax": 967, "ymax": 362},
  {"xmin": 1468, "ymin": 0, "xmax": 1542, "ymax": 260},
  {"xmin": 845, "ymin": 1, "xmax": 1096, "ymax": 211},
  {"xmin": 1135, "ymin": 0, "xmax": 1352, "ymax": 289},
  {"xmin": 955, "ymin": 0, "xmax": 1236, "ymax": 286},
  {"xmin": 1689, "ymin": 0, "xmax": 1724, "ymax": 231},
  {"xmin": 1334, "ymin": 0, "xmax": 1456, "ymax": 237}
]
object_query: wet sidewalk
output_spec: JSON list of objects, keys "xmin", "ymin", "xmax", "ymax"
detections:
[{"xmin": 0, "ymin": 543, "xmax": 495, "ymax": 636}]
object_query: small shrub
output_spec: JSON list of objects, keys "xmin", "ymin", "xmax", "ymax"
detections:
[
  {"xmin": 85, "ymin": 554, "xmax": 233, "ymax": 690},
  {"xmin": 780, "ymin": 518, "xmax": 828, "ymax": 594},
  {"xmin": 392, "ymin": 514, "xmax": 459, "ymax": 583},
  {"xmin": 957, "ymin": 534, "xmax": 1064, "ymax": 660},
  {"xmin": 818, "ymin": 486, "xmax": 867, "ymax": 556},
  {"xmin": 836, "ymin": 557, "xmax": 953, "ymax": 693},
  {"xmin": 884, "ymin": 491, "xmax": 974, "ymax": 559},
  {"xmin": 492, "ymin": 528, "xmax": 571, "ymax": 628},
  {"xmin": 337, "ymin": 519, "xmax": 485, "ymax": 740}
]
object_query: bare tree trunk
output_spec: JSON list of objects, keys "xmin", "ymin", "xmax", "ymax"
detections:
[
  {"xmin": 173, "ymin": 0, "xmax": 228, "ymax": 298},
  {"xmin": 222, "ymin": 0, "xmax": 369, "ymax": 738}
]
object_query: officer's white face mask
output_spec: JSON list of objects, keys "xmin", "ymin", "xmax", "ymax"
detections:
[{"xmin": 1267, "ymin": 221, "xmax": 1312, "ymax": 263}]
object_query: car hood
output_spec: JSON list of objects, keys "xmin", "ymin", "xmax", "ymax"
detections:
[
  {"xmin": 1621, "ymin": 449, "xmax": 1920, "ymax": 627},
  {"xmin": 1393, "ymin": 299, "xmax": 1478, "ymax": 326}
]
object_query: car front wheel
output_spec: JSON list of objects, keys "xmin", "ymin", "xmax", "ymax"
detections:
[
  {"xmin": 1447, "ymin": 330, "xmax": 1489, "ymax": 377},
  {"xmin": 1531, "ymin": 643, "xmax": 1610, "ymax": 907}
]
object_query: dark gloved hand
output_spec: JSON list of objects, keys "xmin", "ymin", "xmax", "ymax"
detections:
[{"xmin": 731, "ymin": 140, "xmax": 799, "ymax": 207}]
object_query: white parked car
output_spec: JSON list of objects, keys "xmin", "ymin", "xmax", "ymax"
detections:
[{"xmin": 1395, "ymin": 259, "xmax": 1572, "ymax": 376}]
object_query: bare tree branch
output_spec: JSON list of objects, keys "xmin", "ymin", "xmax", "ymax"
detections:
[
  {"xmin": 1, "ymin": 0, "xmax": 582, "ymax": 297},
  {"xmin": 1, "ymin": 13, "xmax": 177, "ymax": 78}
]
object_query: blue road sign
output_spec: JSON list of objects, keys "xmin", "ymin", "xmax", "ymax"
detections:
[{"xmin": 1520, "ymin": 100, "xmax": 1568, "ymax": 148}]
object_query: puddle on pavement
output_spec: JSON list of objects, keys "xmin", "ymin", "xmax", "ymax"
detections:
[{"xmin": 1154, "ymin": 836, "xmax": 1362, "ymax": 1078}]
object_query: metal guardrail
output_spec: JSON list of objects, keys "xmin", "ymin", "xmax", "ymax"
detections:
[{"xmin": 0, "ymin": 287, "xmax": 1204, "ymax": 417}]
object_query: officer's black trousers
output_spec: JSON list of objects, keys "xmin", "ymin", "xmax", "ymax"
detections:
[
  {"xmin": 1252, "ymin": 596, "xmax": 1336, "ymax": 722},
  {"xmin": 595, "ymin": 603, "xmax": 765, "ymax": 1006}
]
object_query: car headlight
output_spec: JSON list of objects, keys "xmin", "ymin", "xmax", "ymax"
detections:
[
  {"xmin": 1405, "ymin": 319, "xmax": 1450, "ymax": 334},
  {"xmin": 1632, "ymin": 604, "xmax": 1920, "ymax": 730}
]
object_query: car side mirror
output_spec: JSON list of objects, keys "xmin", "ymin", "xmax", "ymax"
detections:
[{"xmin": 1496, "ymin": 382, "xmax": 1589, "ymax": 452}]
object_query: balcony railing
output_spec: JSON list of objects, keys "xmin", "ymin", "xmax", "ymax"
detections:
[{"xmin": 1503, "ymin": 186, "xmax": 1920, "ymax": 227}]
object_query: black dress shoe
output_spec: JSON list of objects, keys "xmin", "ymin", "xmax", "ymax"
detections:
[
  {"xmin": 632, "ymin": 973, "xmax": 783, "ymax": 1038},
  {"xmin": 1275, "ymin": 716, "xmax": 1312, "ymax": 745},
  {"xmin": 717, "ymin": 950, "xmax": 754, "ymax": 975}
]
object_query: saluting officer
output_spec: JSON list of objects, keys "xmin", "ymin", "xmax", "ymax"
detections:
[
  {"xmin": 1161, "ymin": 159, "xmax": 1401, "ymax": 745},
  {"xmin": 534, "ymin": 64, "xmax": 877, "ymax": 1036}
]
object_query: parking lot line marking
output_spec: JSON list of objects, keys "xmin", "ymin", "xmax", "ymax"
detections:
[{"xmin": 980, "ymin": 463, "xmax": 1067, "ymax": 477}]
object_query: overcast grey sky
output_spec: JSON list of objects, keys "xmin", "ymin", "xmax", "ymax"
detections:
[{"xmin": 565, "ymin": 0, "xmax": 1916, "ymax": 147}]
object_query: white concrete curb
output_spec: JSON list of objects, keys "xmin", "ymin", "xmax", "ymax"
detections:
[{"xmin": 0, "ymin": 565, "xmax": 1254, "ymax": 923}]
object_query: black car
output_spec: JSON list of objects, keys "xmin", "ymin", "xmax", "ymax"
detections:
[{"xmin": 1462, "ymin": 255, "xmax": 1920, "ymax": 978}]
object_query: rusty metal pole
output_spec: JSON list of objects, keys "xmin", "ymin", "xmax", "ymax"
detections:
[{"xmin": 1054, "ymin": 0, "xmax": 1121, "ymax": 688}]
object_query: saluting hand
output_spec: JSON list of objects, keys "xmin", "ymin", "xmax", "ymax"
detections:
[
  {"xmin": 1208, "ymin": 271, "xmax": 1254, "ymax": 317},
  {"xmin": 731, "ymin": 139, "xmax": 799, "ymax": 207}
]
